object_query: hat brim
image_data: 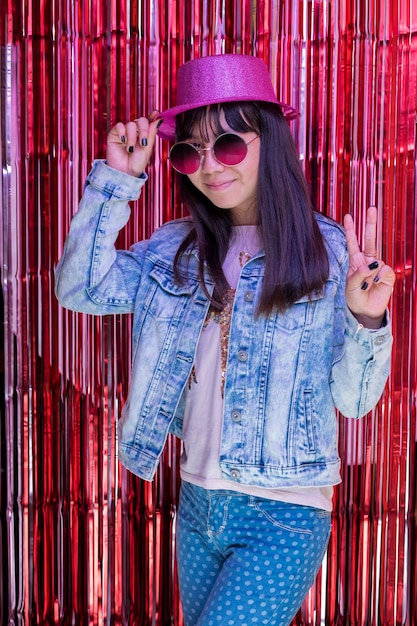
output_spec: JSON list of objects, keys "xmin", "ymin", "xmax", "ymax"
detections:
[{"xmin": 157, "ymin": 97, "xmax": 299, "ymax": 140}]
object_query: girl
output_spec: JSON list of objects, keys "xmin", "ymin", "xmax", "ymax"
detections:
[{"xmin": 55, "ymin": 54, "xmax": 395, "ymax": 625}]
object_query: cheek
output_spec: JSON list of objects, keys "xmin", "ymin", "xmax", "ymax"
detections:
[
  {"xmin": 243, "ymin": 149, "xmax": 260, "ymax": 182},
  {"xmin": 186, "ymin": 173, "xmax": 202, "ymax": 191},
  {"xmin": 249, "ymin": 149, "xmax": 261, "ymax": 174},
  {"xmin": 246, "ymin": 162, "xmax": 259, "ymax": 193}
]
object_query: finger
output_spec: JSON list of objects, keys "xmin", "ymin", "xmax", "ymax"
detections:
[
  {"xmin": 134, "ymin": 116, "xmax": 152, "ymax": 148},
  {"xmin": 343, "ymin": 213, "xmax": 361, "ymax": 257},
  {"xmin": 134, "ymin": 115, "xmax": 162, "ymax": 151},
  {"xmin": 347, "ymin": 262, "xmax": 380, "ymax": 292},
  {"xmin": 373, "ymin": 263, "xmax": 396, "ymax": 289},
  {"xmin": 348, "ymin": 261, "xmax": 395, "ymax": 298},
  {"xmin": 125, "ymin": 120, "xmax": 141, "ymax": 152},
  {"xmin": 148, "ymin": 115, "xmax": 163, "ymax": 143},
  {"xmin": 108, "ymin": 122, "xmax": 127, "ymax": 144},
  {"xmin": 362, "ymin": 206, "xmax": 378, "ymax": 257}
]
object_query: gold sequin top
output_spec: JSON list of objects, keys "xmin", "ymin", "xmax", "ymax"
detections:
[{"xmin": 188, "ymin": 228, "xmax": 260, "ymax": 397}]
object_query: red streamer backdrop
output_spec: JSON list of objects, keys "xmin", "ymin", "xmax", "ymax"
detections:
[{"xmin": 0, "ymin": 1, "xmax": 416, "ymax": 624}]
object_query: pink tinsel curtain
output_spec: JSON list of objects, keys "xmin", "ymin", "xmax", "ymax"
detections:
[{"xmin": 0, "ymin": 1, "xmax": 416, "ymax": 624}]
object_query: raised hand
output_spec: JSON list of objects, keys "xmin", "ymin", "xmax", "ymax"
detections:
[
  {"xmin": 106, "ymin": 110, "xmax": 162, "ymax": 178},
  {"xmin": 343, "ymin": 206, "xmax": 395, "ymax": 328}
]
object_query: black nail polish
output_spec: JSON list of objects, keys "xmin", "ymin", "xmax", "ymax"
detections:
[
  {"xmin": 361, "ymin": 282, "xmax": 369, "ymax": 291},
  {"xmin": 128, "ymin": 146, "xmax": 134, "ymax": 153},
  {"xmin": 156, "ymin": 119, "xmax": 164, "ymax": 128},
  {"xmin": 368, "ymin": 261, "xmax": 379, "ymax": 270},
  {"xmin": 121, "ymin": 135, "xmax": 126, "ymax": 143},
  {"xmin": 141, "ymin": 138, "xmax": 148, "ymax": 147},
  {"xmin": 374, "ymin": 276, "xmax": 380, "ymax": 283}
]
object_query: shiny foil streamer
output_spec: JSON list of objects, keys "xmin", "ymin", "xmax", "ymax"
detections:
[{"xmin": 0, "ymin": 0, "xmax": 416, "ymax": 624}]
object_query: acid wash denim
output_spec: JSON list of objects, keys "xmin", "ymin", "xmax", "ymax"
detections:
[{"xmin": 55, "ymin": 161, "xmax": 393, "ymax": 489}]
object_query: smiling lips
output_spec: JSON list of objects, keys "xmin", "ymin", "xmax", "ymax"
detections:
[{"xmin": 205, "ymin": 180, "xmax": 235, "ymax": 191}]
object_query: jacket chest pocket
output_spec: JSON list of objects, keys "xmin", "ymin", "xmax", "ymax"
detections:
[
  {"xmin": 142, "ymin": 265, "xmax": 199, "ymax": 321},
  {"xmin": 275, "ymin": 290, "xmax": 324, "ymax": 333}
]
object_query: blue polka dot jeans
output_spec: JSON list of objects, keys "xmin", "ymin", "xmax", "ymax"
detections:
[{"xmin": 176, "ymin": 481, "xmax": 331, "ymax": 626}]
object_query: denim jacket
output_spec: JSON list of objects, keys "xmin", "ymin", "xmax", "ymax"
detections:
[{"xmin": 55, "ymin": 161, "xmax": 393, "ymax": 488}]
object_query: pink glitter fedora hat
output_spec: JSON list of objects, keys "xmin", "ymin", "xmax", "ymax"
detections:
[{"xmin": 157, "ymin": 54, "xmax": 298, "ymax": 140}]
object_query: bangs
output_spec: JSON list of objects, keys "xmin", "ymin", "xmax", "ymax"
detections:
[{"xmin": 176, "ymin": 102, "xmax": 261, "ymax": 142}]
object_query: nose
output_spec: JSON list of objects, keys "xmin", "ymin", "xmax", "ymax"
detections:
[{"xmin": 200, "ymin": 146, "xmax": 224, "ymax": 173}]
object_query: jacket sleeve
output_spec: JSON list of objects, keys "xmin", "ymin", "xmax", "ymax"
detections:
[
  {"xmin": 55, "ymin": 160, "xmax": 149, "ymax": 315},
  {"xmin": 329, "ymin": 255, "xmax": 393, "ymax": 418}
]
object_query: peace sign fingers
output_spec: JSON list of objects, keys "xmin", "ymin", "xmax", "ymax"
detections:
[{"xmin": 343, "ymin": 206, "xmax": 395, "ymax": 325}]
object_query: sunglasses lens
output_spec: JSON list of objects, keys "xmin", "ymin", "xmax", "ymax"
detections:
[
  {"xmin": 169, "ymin": 133, "xmax": 250, "ymax": 173},
  {"xmin": 169, "ymin": 143, "xmax": 200, "ymax": 174},
  {"xmin": 214, "ymin": 133, "xmax": 248, "ymax": 166}
]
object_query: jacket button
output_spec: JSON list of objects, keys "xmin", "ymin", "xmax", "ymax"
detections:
[
  {"xmin": 231, "ymin": 410, "xmax": 241, "ymax": 422},
  {"xmin": 230, "ymin": 469, "xmax": 240, "ymax": 480},
  {"xmin": 374, "ymin": 335, "xmax": 387, "ymax": 345},
  {"xmin": 244, "ymin": 291, "xmax": 254, "ymax": 302},
  {"xmin": 237, "ymin": 350, "xmax": 248, "ymax": 362}
]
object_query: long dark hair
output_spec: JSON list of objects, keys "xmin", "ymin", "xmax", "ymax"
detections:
[{"xmin": 173, "ymin": 102, "xmax": 329, "ymax": 315}]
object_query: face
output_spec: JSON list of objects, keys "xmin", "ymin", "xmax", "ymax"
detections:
[{"xmin": 184, "ymin": 117, "xmax": 260, "ymax": 225}]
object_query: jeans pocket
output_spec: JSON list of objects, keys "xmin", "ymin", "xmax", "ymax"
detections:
[
  {"xmin": 254, "ymin": 500, "xmax": 317, "ymax": 534},
  {"xmin": 207, "ymin": 494, "xmax": 232, "ymax": 536}
]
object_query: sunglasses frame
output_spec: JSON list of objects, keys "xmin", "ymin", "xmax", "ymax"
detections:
[{"xmin": 168, "ymin": 132, "xmax": 259, "ymax": 174}]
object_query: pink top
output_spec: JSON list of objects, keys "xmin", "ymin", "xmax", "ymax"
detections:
[{"xmin": 180, "ymin": 225, "xmax": 333, "ymax": 511}]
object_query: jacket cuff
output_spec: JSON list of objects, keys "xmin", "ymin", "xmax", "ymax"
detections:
[
  {"xmin": 345, "ymin": 307, "xmax": 392, "ymax": 352},
  {"xmin": 86, "ymin": 159, "xmax": 147, "ymax": 200}
]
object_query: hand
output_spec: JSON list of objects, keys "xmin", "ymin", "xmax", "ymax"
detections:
[
  {"xmin": 343, "ymin": 206, "xmax": 395, "ymax": 328},
  {"xmin": 106, "ymin": 110, "xmax": 161, "ymax": 177}
]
